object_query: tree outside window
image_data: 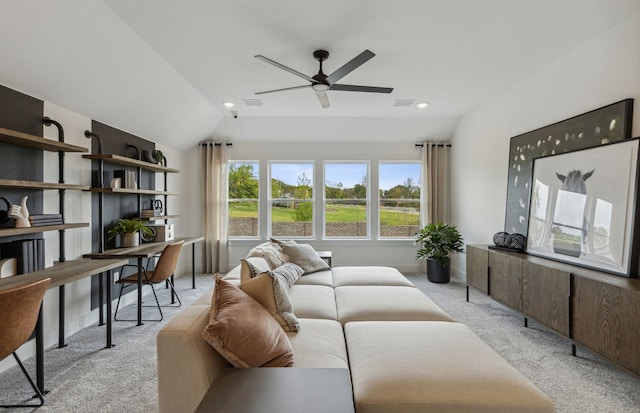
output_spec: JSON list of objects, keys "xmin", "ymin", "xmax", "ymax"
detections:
[
  {"xmin": 324, "ymin": 162, "xmax": 369, "ymax": 238},
  {"xmin": 270, "ymin": 162, "xmax": 314, "ymax": 238},
  {"xmin": 379, "ymin": 162, "xmax": 421, "ymax": 238},
  {"xmin": 228, "ymin": 161, "xmax": 259, "ymax": 238}
]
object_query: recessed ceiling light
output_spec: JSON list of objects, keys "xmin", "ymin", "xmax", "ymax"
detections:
[
  {"xmin": 417, "ymin": 102, "xmax": 430, "ymax": 109},
  {"xmin": 223, "ymin": 101, "xmax": 235, "ymax": 108}
]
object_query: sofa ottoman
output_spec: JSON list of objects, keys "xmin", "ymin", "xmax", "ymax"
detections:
[
  {"xmin": 335, "ymin": 286, "xmax": 454, "ymax": 324},
  {"xmin": 344, "ymin": 321, "xmax": 555, "ymax": 413},
  {"xmin": 332, "ymin": 266, "xmax": 415, "ymax": 287}
]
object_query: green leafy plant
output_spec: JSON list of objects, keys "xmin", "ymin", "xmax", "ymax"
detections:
[
  {"xmin": 413, "ymin": 222, "xmax": 464, "ymax": 266},
  {"xmin": 107, "ymin": 218, "xmax": 154, "ymax": 241}
]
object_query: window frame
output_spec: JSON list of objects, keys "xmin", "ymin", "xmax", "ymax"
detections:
[
  {"xmin": 377, "ymin": 161, "xmax": 422, "ymax": 240},
  {"xmin": 268, "ymin": 160, "xmax": 315, "ymax": 239},
  {"xmin": 227, "ymin": 160, "xmax": 260, "ymax": 240},
  {"xmin": 322, "ymin": 160, "xmax": 370, "ymax": 240}
]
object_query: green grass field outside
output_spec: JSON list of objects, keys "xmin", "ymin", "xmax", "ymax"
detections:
[{"xmin": 229, "ymin": 203, "xmax": 418, "ymax": 225}]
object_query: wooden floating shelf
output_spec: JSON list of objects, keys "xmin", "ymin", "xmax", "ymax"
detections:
[
  {"xmin": 87, "ymin": 188, "xmax": 179, "ymax": 196},
  {"xmin": 141, "ymin": 215, "xmax": 179, "ymax": 221},
  {"xmin": 0, "ymin": 223, "xmax": 89, "ymax": 237},
  {"xmin": 0, "ymin": 127, "xmax": 88, "ymax": 153},
  {"xmin": 0, "ymin": 178, "xmax": 90, "ymax": 191},
  {"xmin": 82, "ymin": 154, "xmax": 179, "ymax": 173}
]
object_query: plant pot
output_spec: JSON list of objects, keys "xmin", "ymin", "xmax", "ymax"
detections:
[
  {"xmin": 426, "ymin": 258, "xmax": 450, "ymax": 283},
  {"xmin": 120, "ymin": 232, "xmax": 139, "ymax": 248}
]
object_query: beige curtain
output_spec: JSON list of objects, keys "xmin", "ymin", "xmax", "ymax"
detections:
[
  {"xmin": 201, "ymin": 142, "xmax": 229, "ymax": 273},
  {"xmin": 421, "ymin": 142, "xmax": 451, "ymax": 224}
]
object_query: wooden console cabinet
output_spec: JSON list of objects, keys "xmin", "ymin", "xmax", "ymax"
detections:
[{"xmin": 466, "ymin": 244, "xmax": 640, "ymax": 376}]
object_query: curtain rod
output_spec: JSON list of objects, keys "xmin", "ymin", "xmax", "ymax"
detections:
[
  {"xmin": 415, "ymin": 143, "xmax": 451, "ymax": 148},
  {"xmin": 199, "ymin": 141, "xmax": 233, "ymax": 147}
]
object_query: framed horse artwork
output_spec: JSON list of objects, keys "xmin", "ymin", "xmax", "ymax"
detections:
[{"xmin": 526, "ymin": 138, "xmax": 640, "ymax": 276}]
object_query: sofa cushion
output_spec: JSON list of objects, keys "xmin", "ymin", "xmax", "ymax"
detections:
[
  {"xmin": 287, "ymin": 318, "xmax": 349, "ymax": 369},
  {"xmin": 202, "ymin": 277, "xmax": 295, "ymax": 367},
  {"xmin": 289, "ymin": 285, "xmax": 338, "ymax": 320},
  {"xmin": 332, "ymin": 266, "xmax": 414, "ymax": 287},
  {"xmin": 246, "ymin": 241, "xmax": 289, "ymax": 269},
  {"xmin": 282, "ymin": 243, "xmax": 330, "ymax": 274},
  {"xmin": 335, "ymin": 286, "xmax": 453, "ymax": 324},
  {"xmin": 240, "ymin": 257, "xmax": 271, "ymax": 283},
  {"xmin": 293, "ymin": 269, "xmax": 333, "ymax": 287},
  {"xmin": 345, "ymin": 321, "xmax": 555, "ymax": 413},
  {"xmin": 240, "ymin": 273, "xmax": 300, "ymax": 332}
]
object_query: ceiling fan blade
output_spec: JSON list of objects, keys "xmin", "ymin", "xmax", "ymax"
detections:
[
  {"xmin": 325, "ymin": 50, "xmax": 375, "ymax": 85},
  {"xmin": 255, "ymin": 85, "xmax": 311, "ymax": 95},
  {"xmin": 330, "ymin": 84, "xmax": 393, "ymax": 93},
  {"xmin": 315, "ymin": 90, "xmax": 330, "ymax": 108},
  {"xmin": 255, "ymin": 55, "xmax": 316, "ymax": 83}
]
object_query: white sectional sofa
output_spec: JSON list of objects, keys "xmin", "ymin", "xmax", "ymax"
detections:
[{"xmin": 158, "ymin": 256, "xmax": 555, "ymax": 413}]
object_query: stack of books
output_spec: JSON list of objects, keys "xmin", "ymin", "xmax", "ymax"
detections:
[
  {"xmin": 0, "ymin": 238, "xmax": 45, "ymax": 274},
  {"xmin": 29, "ymin": 214, "xmax": 64, "ymax": 227},
  {"xmin": 114, "ymin": 170, "xmax": 138, "ymax": 189},
  {"xmin": 141, "ymin": 209, "xmax": 161, "ymax": 219}
]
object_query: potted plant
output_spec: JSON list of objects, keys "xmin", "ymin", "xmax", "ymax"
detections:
[
  {"xmin": 107, "ymin": 218, "xmax": 155, "ymax": 248},
  {"xmin": 413, "ymin": 222, "xmax": 464, "ymax": 283}
]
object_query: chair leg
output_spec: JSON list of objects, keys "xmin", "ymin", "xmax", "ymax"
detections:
[
  {"xmin": 166, "ymin": 278, "xmax": 182, "ymax": 307},
  {"xmin": 113, "ymin": 282, "xmax": 126, "ymax": 321},
  {"xmin": 0, "ymin": 352, "xmax": 45, "ymax": 408},
  {"xmin": 148, "ymin": 284, "xmax": 164, "ymax": 321}
]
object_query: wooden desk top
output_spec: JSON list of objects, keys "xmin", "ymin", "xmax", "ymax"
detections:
[
  {"xmin": 0, "ymin": 259, "xmax": 128, "ymax": 291},
  {"xmin": 83, "ymin": 236, "xmax": 203, "ymax": 259},
  {"xmin": 195, "ymin": 368, "xmax": 354, "ymax": 413}
]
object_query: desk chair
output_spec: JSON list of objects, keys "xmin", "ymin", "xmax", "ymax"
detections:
[
  {"xmin": 0, "ymin": 278, "xmax": 51, "ymax": 407},
  {"xmin": 114, "ymin": 240, "xmax": 184, "ymax": 321}
]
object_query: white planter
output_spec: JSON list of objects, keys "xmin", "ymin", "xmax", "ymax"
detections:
[{"xmin": 121, "ymin": 232, "xmax": 139, "ymax": 248}]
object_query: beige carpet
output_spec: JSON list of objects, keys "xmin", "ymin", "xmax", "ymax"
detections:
[{"xmin": 1, "ymin": 272, "xmax": 639, "ymax": 412}]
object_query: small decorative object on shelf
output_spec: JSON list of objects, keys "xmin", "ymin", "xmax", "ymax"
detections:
[
  {"xmin": 107, "ymin": 218, "xmax": 155, "ymax": 248},
  {"xmin": 489, "ymin": 231, "xmax": 526, "ymax": 252},
  {"xmin": 0, "ymin": 197, "xmax": 11, "ymax": 224},
  {"xmin": 8, "ymin": 196, "xmax": 30, "ymax": 228}
]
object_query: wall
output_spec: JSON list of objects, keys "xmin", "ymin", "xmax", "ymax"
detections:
[
  {"xmin": 226, "ymin": 142, "xmax": 423, "ymax": 272},
  {"xmin": 450, "ymin": 13, "xmax": 640, "ymax": 279}
]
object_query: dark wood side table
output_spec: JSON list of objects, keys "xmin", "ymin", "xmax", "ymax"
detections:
[{"xmin": 195, "ymin": 368, "xmax": 355, "ymax": 413}]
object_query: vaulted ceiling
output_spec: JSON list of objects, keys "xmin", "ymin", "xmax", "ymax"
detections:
[{"xmin": 0, "ymin": 1, "xmax": 637, "ymax": 149}]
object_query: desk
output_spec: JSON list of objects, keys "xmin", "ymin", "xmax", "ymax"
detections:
[
  {"xmin": 83, "ymin": 236, "xmax": 203, "ymax": 326},
  {"xmin": 195, "ymin": 368, "xmax": 355, "ymax": 413},
  {"xmin": 0, "ymin": 258, "xmax": 128, "ymax": 394}
]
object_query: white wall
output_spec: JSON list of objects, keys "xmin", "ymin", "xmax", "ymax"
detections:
[
  {"xmin": 226, "ymin": 142, "xmax": 423, "ymax": 273},
  {"xmin": 450, "ymin": 13, "xmax": 640, "ymax": 279}
]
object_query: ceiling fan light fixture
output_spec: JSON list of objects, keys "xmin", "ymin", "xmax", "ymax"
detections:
[
  {"xmin": 312, "ymin": 83, "xmax": 330, "ymax": 92},
  {"xmin": 417, "ymin": 102, "xmax": 430, "ymax": 109}
]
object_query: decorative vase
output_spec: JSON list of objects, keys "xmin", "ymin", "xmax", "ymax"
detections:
[
  {"xmin": 426, "ymin": 258, "xmax": 450, "ymax": 283},
  {"xmin": 121, "ymin": 232, "xmax": 139, "ymax": 248}
]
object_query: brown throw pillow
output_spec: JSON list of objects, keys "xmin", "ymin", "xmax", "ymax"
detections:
[
  {"xmin": 240, "ymin": 257, "xmax": 271, "ymax": 283},
  {"xmin": 240, "ymin": 273, "xmax": 300, "ymax": 332},
  {"xmin": 202, "ymin": 276, "xmax": 295, "ymax": 367}
]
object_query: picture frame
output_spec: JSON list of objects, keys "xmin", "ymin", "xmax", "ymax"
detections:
[
  {"xmin": 526, "ymin": 138, "xmax": 640, "ymax": 275},
  {"xmin": 504, "ymin": 99, "xmax": 633, "ymax": 235}
]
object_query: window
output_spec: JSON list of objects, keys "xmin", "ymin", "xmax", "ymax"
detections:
[
  {"xmin": 324, "ymin": 162, "xmax": 369, "ymax": 238},
  {"xmin": 378, "ymin": 162, "xmax": 421, "ymax": 238},
  {"xmin": 228, "ymin": 161, "xmax": 259, "ymax": 238},
  {"xmin": 269, "ymin": 162, "xmax": 314, "ymax": 238}
]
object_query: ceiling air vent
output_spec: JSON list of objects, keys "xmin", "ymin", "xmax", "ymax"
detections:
[
  {"xmin": 243, "ymin": 99, "xmax": 263, "ymax": 107},
  {"xmin": 393, "ymin": 99, "xmax": 415, "ymax": 107}
]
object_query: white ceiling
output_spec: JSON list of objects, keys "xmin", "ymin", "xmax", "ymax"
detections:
[{"xmin": 0, "ymin": 0, "xmax": 638, "ymax": 150}]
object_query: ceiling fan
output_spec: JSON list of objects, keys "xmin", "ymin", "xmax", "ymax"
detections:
[{"xmin": 254, "ymin": 49, "xmax": 393, "ymax": 109}]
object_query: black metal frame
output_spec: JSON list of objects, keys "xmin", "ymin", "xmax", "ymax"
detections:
[
  {"xmin": 113, "ymin": 262, "xmax": 181, "ymax": 322},
  {"xmin": 0, "ymin": 352, "xmax": 45, "ymax": 408}
]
